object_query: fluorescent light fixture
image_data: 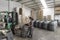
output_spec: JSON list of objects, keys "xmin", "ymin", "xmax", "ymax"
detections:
[{"xmin": 40, "ymin": 0, "xmax": 47, "ymax": 8}]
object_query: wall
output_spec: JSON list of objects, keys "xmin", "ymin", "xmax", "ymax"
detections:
[
  {"xmin": 55, "ymin": 7, "xmax": 60, "ymax": 15},
  {"xmin": 31, "ymin": 9, "xmax": 37, "ymax": 20},
  {"xmin": 33, "ymin": 10, "xmax": 38, "ymax": 20},
  {"xmin": 43, "ymin": 8, "xmax": 54, "ymax": 20},
  {"xmin": 55, "ymin": 15, "xmax": 60, "ymax": 20},
  {"xmin": 55, "ymin": 7, "xmax": 60, "ymax": 21},
  {"xmin": 31, "ymin": 9, "xmax": 43, "ymax": 20},
  {"xmin": 37, "ymin": 9, "xmax": 43, "ymax": 20},
  {"xmin": 0, "ymin": 0, "xmax": 8, "ymax": 11}
]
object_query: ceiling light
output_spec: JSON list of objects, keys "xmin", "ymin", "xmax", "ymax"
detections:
[{"xmin": 40, "ymin": 0, "xmax": 48, "ymax": 8}]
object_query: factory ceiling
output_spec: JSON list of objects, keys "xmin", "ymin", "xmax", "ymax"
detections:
[{"xmin": 9, "ymin": 0, "xmax": 54, "ymax": 10}]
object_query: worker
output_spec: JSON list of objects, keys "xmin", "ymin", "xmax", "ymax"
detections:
[
  {"xmin": 4, "ymin": 15, "xmax": 7, "ymax": 29},
  {"xmin": 28, "ymin": 17, "xmax": 34, "ymax": 38},
  {"xmin": 29, "ymin": 17, "xmax": 34, "ymax": 26}
]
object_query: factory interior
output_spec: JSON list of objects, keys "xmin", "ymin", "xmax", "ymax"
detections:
[{"xmin": 0, "ymin": 0, "xmax": 60, "ymax": 40}]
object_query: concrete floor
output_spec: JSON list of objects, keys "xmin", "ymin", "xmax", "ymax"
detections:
[{"xmin": 14, "ymin": 27, "xmax": 60, "ymax": 40}]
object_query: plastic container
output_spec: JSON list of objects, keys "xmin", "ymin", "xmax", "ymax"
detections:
[
  {"xmin": 47, "ymin": 21, "xmax": 57, "ymax": 31},
  {"xmin": 41, "ymin": 21, "xmax": 50, "ymax": 30}
]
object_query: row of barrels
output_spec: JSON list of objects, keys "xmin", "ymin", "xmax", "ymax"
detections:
[{"xmin": 33, "ymin": 20, "xmax": 57, "ymax": 31}]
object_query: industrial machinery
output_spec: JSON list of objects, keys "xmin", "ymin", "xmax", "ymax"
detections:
[
  {"xmin": 0, "ymin": 12, "xmax": 13, "ymax": 40},
  {"xmin": 0, "ymin": 11, "xmax": 18, "ymax": 30},
  {"xmin": 0, "ymin": 11, "xmax": 19, "ymax": 40},
  {"xmin": 8, "ymin": 12, "xmax": 18, "ymax": 27}
]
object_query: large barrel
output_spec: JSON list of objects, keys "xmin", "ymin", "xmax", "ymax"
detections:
[
  {"xmin": 33, "ymin": 21, "xmax": 37, "ymax": 27},
  {"xmin": 41, "ymin": 21, "xmax": 50, "ymax": 30},
  {"xmin": 36, "ymin": 21, "xmax": 40, "ymax": 28},
  {"xmin": 47, "ymin": 21, "xmax": 57, "ymax": 31}
]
